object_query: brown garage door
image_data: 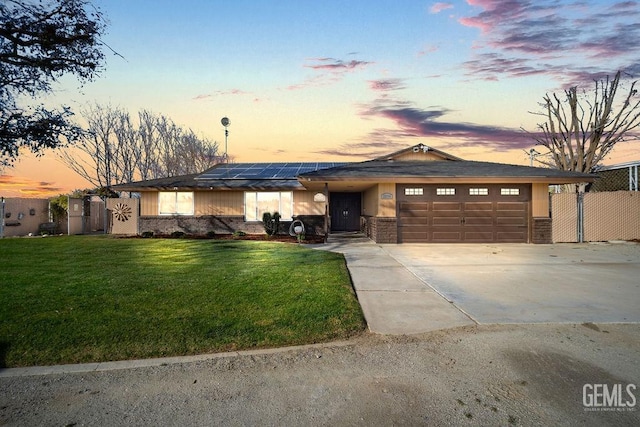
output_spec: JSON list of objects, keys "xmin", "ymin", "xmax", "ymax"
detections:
[{"xmin": 398, "ymin": 184, "xmax": 530, "ymax": 243}]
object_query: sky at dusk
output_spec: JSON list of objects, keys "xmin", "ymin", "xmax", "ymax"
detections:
[{"xmin": 2, "ymin": 0, "xmax": 640, "ymax": 198}]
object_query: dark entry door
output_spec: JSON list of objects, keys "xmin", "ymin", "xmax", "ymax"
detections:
[{"xmin": 330, "ymin": 192, "xmax": 361, "ymax": 231}]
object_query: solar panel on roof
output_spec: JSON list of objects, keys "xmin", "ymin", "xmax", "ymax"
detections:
[{"xmin": 196, "ymin": 162, "xmax": 348, "ymax": 180}]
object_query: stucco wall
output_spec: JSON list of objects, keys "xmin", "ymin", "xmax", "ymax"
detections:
[
  {"xmin": 531, "ymin": 183, "xmax": 550, "ymax": 217},
  {"xmin": 1, "ymin": 198, "xmax": 50, "ymax": 237},
  {"xmin": 362, "ymin": 185, "xmax": 378, "ymax": 217}
]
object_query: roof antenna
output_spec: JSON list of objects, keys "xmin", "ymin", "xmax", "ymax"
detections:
[{"xmin": 221, "ymin": 116, "xmax": 230, "ymax": 163}]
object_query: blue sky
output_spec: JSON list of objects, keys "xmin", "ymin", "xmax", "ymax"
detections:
[{"xmin": 2, "ymin": 0, "xmax": 640, "ymax": 196}]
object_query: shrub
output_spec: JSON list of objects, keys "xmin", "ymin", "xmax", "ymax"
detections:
[
  {"xmin": 262, "ymin": 212, "xmax": 281, "ymax": 236},
  {"xmin": 170, "ymin": 231, "xmax": 186, "ymax": 238},
  {"xmin": 206, "ymin": 231, "xmax": 216, "ymax": 238},
  {"xmin": 141, "ymin": 231, "xmax": 154, "ymax": 238}
]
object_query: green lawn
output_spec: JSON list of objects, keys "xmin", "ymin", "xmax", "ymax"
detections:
[{"xmin": 0, "ymin": 236, "xmax": 365, "ymax": 367}]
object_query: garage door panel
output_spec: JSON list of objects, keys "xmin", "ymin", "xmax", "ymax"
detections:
[
  {"xmin": 432, "ymin": 216, "xmax": 461, "ymax": 226},
  {"xmin": 402, "ymin": 229, "xmax": 429, "ymax": 237},
  {"xmin": 399, "ymin": 202, "xmax": 428, "ymax": 212},
  {"xmin": 464, "ymin": 202, "xmax": 493, "ymax": 211},
  {"xmin": 432, "ymin": 202, "xmax": 462, "ymax": 211},
  {"xmin": 496, "ymin": 209, "xmax": 527, "ymax": 216},
  {"xmin": 497, "ymin": 202, "xmax": 527, "ymax": 211},
  {"xmin": 465, "ymin": 217, "xmax": 493, "ymax": 225},
  {"xmin": 400, "ymin": 217, "xmax": 428, "ymax": 225},
  {"xmin": 497, "ymin": 216, "xmax": 527, "ymax": 226}
]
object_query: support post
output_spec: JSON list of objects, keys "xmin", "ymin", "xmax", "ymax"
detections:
[
  {"xmin": 576, "ymin": 183, "xmax": 586, "ymax": 243},
  {"xmin": 323, "ymin": 183, "xmax": 329, "ymax": 243},
  {"xmin": 0, "ymin": 197, "xmax": 5, "ymax": 238}
]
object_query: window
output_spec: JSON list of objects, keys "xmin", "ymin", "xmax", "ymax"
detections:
[
  {"xmin": 501, "ymin": 188, "xmax": 520, "ymax": 195},
  {"xmin": 469, "ymin": 188, "xmax": 489, "ymax": 195},
  {"xmin": 436, "ymin": 188, "xmax": 456, "ymax": 195},
  {"xmin": 244, "ymin": 192, "xmax": 293, "ymax": 221},
  {"xmin": 158, "ymin": 192, "xmax": 194, "ymax": 215},
  {"xmin": 404, "ymin": 187, "xmax": 424, "ymax": 196}
]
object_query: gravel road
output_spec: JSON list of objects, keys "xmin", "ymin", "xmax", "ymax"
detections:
[{"xmin": 1, "ymin": 323, "xmax": 639, "ymax": 426}]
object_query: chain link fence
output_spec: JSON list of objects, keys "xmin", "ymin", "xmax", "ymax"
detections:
[
  {"xmin": 590, "ymin": 165, "xmax": 638, "ymax": 192},
  {"xmin": 551, "ymin": 191, "xmax": 640, "ymax": 242}
]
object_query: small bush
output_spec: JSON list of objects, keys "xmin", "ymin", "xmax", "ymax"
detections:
[
  {"xmin": 141, "ymin": 231, "xmax": 154, "ymax": 238},
  {"xmin": 262, "ymin": 212, "xmax": 281, "ymax": 236},
  {"xmin": 232, "ymin": 230, "xmax": 247, "ymax": 239},
  {"xmin": 205, "ymin": 231, "xmax": 216, "ymax": 238},
  {"xmin": 170, "ymin": 231, "xmax": 186, "ymax": 238}
]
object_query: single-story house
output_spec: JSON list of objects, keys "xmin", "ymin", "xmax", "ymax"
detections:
[{"xmin": 111, "ymin": 144, "xmax": 595, "ymax": 243}]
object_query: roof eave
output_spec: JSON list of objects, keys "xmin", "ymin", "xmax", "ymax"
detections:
[{"xmin": 300, "ymin": 175, "xmax": 596, "ymax": 184}]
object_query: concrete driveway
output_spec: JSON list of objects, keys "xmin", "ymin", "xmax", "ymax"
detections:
[
  {"xmin": 383, "ymin": 242, "xmax": 640, "ymax": 324},
  {"xmin": 321, "ymin": 240, "xmax": 640, "ymax": 333}
]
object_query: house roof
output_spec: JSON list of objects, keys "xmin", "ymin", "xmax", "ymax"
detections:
[
  {"xmin": 298, "ymin": 159, "xmax": 596, "ymax": 184},
  {"xmin": 111, "ymin": 145, "xmax": 596, "ymax": 191},
  {"xmin": 111, "ymin": 173, "xmax": 201, "ymax": 191}
]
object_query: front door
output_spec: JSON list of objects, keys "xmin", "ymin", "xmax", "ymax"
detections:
[{"xmin": 330, "ymin": 192, "xmax": 361, "ymax": 232}]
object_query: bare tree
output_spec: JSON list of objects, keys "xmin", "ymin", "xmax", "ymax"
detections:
[
  {"xmin": 60, "ymin": 104, "xmax": 222, "ymax": 187},
  {"xmin": 530, "ymin": 70, "xmax": 640, "ymax": 173},
  {"xmin": 59, "ymin": 104, "xmax": 124, "ymax": 188}
]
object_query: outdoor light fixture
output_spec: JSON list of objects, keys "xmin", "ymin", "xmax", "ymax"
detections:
[{"xmin": 221, "ymin": 116, "xmax": 230, "ymax": 162}]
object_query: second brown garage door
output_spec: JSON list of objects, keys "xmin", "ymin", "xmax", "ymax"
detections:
[{"xmin": 398, "ymin": 184, "xmax": 530, "ymax": 243}]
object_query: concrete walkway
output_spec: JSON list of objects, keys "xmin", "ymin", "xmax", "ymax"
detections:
[{"xmin": 316, "ymin": 236, "xmax": 475, "ymax": 334}]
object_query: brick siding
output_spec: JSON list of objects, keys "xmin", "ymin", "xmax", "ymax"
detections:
[
  {"xmin": 532, "ymin": 217, "xmax": 552, "ymax": 244},
  {"xmin": 139, "ymin": 215, "xmax": 325, "ymax": 237},
  {"xmin": 364, "ymin": 216, "xmax": 398, "ymax": 243}
]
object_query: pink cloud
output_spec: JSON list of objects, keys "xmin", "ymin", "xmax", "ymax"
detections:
[
  {"xmin": 285, "ymin": 56, "xmax": 373, "ymax": 91},
  {"xmin": 355, "ymin": 98, "xmax": 534, "ymax": 152},
  {"xmin": 459, "ymin": 0, "xmax": 640, "ymax": 82},
  {"xmin": 430, "ymin": 2, "xmax": 454, "ymax": 14},
  {"xmin": 304, "ymin": 58, "xmax": 373, "ymax": 71},
  {"xmin": 418, "ymin": 44, "xmax": 439, "ymax": 56},
  {"xmin": 458, "ymin": 16, "xmax": 491, "ymax": 32},
  {"xmin": 285, "ymin": 74, "xmax": 342, "ymax": 91},
  {"xmin": 368, "ymin": 79, "xmax": 406, "ymax": 92},
  {"xmin": 192, "ymin": 89, "xmax": 250, "ymax": 100}
]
